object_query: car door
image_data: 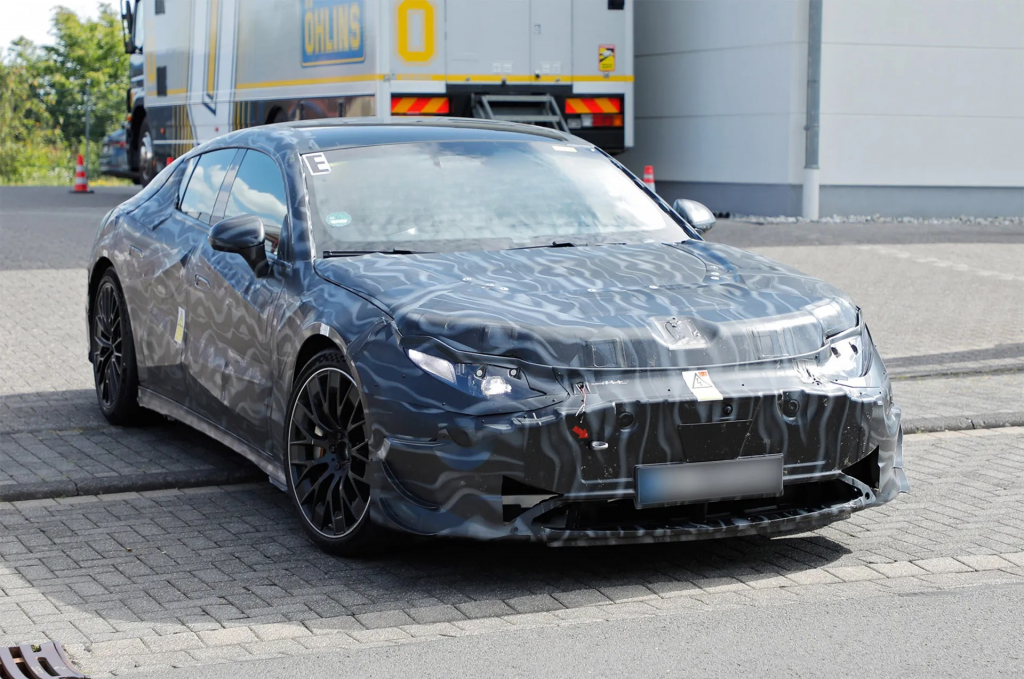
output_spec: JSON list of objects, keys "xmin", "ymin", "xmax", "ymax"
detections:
[
  {"xmin": 117, "ymin": 151, "xmax": 232, "ymax": 405},
  {"xmin": 184, "ymin": 149, "xmax": 289, "ymax": 450}
]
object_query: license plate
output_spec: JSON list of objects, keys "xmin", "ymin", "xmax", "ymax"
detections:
[{"xmin": 634, "ymin": 455, "xmax": 783, "ymax": 509}]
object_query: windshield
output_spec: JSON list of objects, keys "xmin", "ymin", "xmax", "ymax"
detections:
[{"xmin": 303, "ymin": 140, "xmax": 688, "ymax": 255}]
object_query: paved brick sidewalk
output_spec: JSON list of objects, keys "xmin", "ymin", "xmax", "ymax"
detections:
[
  {"xmin": 0, "ymin": 428, "xmax": 1020, "ymax": 676},
  {"xmin": 893, "ymin": 371, "xmax": 1024, "ymax": 432},
  {"xmin": 0, "ymin": 419, "xmax": 262, "ymax": 502}
]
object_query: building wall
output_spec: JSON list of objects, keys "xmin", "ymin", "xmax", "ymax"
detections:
[
  {"xmin": 625, "ymin": 0, "xmax": 1024, "ymax": 217},
  {"xmin": 620, "ymin": 0, "xmax": 809, "ymax": 215},
  {"xmin": 817, "ymin": 0, "xmax": 1024, "ymax": 217}
]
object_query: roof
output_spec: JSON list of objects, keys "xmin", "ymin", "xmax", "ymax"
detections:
[{"xmin": 202, "ymin": 117, "xmax": 581, "ymax": 158}]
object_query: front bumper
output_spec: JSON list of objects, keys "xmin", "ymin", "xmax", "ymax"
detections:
[{"xmin": 365, "ymin": 364, "xmax": 908, "ymax": 546}]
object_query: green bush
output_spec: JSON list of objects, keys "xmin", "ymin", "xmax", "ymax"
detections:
[{"xmin": 0, "ymin": 4, "xmax": 128, "ymax": 185}]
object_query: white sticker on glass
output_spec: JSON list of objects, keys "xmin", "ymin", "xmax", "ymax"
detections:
[{"xmin": 302, "ymin": 152, "xmax": 332, "ymax": 175}]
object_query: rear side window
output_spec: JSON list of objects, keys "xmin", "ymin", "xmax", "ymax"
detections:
[
  {"xmin": 177, "ymin": 156, "xmax": 197, "ymax": 207},
  {"xmin": 179, "ymin": 149, "xmax": 237, "ymax": 224},
  {"xmin": 223, "ymin": 150, "xmax": 288, "ymax": 255}
]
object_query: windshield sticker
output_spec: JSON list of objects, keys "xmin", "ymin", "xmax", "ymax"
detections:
[
  {"xmin": 325, "ymin": 211, "xmax": 352, "ymax": 228},
  {"xmin": 551, "ymin": 145, "xmax": 577, "ymax": 153},
  {"xmin": 302, "ymin": 152, "xmax": 332, "ymax": 175},
  {"xmin": 682, "ymin": 370, "xmax": 723, "ymax": 401}
]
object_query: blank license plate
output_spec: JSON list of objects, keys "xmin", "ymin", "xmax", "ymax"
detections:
[{"xmin": 635, "ymin": 455, "xmax": 784, "ymax": 509}]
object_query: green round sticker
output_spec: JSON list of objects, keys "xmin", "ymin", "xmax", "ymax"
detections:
[{"xmin": 326, "ymin": 212, "xmax": 352, "ymax": 228}]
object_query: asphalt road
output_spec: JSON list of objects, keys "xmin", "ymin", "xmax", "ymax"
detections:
[
  {"xmin": 0, "ymin": 186, "xmax": 138, "ymax": 271},
  {"xmin": 130, "ymin": 581, "xmax": 1024, "ymax": 679}
]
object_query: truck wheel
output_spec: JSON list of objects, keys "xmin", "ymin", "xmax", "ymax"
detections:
[{"xmin": 138, "ymin": 120, "xmax": 156, "ymax": 186}]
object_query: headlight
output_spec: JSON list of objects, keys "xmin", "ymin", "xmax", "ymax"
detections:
[
  {"xmin": 819, "ymin": 326, "xmax": 873, "ymax": 382},
  {"xmin": 806, "ymin": 298, "xmax": 859, "ymax": 339},
  {"xmin": 407, "ymin": 349, "xmax": 542, "ymax": 400}
]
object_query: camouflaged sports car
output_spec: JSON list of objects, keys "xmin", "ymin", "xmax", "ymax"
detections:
[{"xmin": 87, "ymin": 119, "xmax": 908, "ymax": 554}]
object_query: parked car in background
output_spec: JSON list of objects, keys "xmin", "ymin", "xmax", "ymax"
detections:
[{"xmin": 99, "ymin": 126, "xmax": 135, "ymax": 181}]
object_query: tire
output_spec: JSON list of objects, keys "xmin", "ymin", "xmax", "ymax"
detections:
[
  {"xmin": 137, "ymin": 120, "xmax": 156, "ymax": 186},
  {"xmin": 285, "ymin": 350, "xmax": 379, "ymax": 555},
  {"xmin": 90, "ymin": 270, "xmax": 141, "ymax": 425}
]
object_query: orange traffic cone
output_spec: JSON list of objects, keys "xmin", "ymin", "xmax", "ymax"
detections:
[
  {"xmin": 71, "ymin": 153, "xmax": 92, "ymax": 194},
  {"xmin": 643, "ymin": 165, "xmax": 656, "ymax": 193}
]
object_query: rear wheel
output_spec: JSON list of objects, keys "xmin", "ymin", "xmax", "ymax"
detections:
[
  {"xmin": 90, "ymin": 270, "xmax": 140, "ymax": 424},
  {"xmin": 285, "ymin": 350, "xmax": 378, "ymax": 555}
]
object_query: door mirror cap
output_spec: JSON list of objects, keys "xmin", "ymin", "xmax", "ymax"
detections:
[
  {"xmin": 673, "ymin": 199, "xmax": 716, "ymax": 235},
  {"xmin": 209, "ymin": 214, "xmax": 269, "ymax": 276}
]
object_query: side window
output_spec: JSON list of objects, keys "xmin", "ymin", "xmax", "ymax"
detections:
[
  {"xmin": 178, "ymin": 149, "xmax": 236, "ymax": 225},
  {"xmin": 133, "ymin": 0, "xmax": 145, "ymax": 52},
  {"xmin": 177, "ymin": 156, "xmax": 197, "ymax": 207},
  {"xmin": 223, "ymin": 150, "xmax": 288, "ymax": 255}
]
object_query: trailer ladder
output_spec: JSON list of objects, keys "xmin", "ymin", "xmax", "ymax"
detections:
[{"xmin": 471, "ymin": 94, "xmax": 568, "ymax": 132}]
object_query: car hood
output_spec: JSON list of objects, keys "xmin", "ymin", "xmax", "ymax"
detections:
[{"xmin": 314, "ymin": 241, "xmax": 855, "ymax": 369}]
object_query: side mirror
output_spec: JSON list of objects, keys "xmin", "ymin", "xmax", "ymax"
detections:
[
  {"xmin": 120, "ymin": 1, "xmax": 135, "ymax": 54},
  {"xmin": 673, "ymin": 199, "xmax": 716, "ymax": 235},
  {"xmin": 209, "ymin": 214, "xmax": 270, "ymax": 276}
]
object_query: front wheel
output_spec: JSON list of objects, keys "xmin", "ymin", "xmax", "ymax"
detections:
[
  {"xmin": 90, "ymin": 270, "xmax": 141, "ymax": 424},
  {"xmin": 285, "ymin": 350, "xmax": 379, "ymax": 555}
]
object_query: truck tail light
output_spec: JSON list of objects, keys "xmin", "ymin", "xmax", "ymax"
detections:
[
  {"xmin": 573, "ymin": 113, "xmax": 624, "ymax": 128},
  {"xmin": 590, "ymin": 114, "xmax": 623, "ymax": 127}
]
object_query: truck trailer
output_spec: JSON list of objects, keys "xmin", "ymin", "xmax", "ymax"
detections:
[{"xmin": 119, "ymin": 0, "xmax": 634, "ymax": 184}]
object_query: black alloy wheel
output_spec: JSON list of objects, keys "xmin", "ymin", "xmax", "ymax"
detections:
[
  {"xmin": 91, "ymin": 270, "xmax": 140, "ymax": 424},
  {"xmin": 286, "ymin": 351, "xmax": 376, "ymax": 554}
]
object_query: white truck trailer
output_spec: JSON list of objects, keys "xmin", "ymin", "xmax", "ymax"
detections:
[{"xmin": 119, "ymin": 0, "xmax": 634, "ymax": 184}]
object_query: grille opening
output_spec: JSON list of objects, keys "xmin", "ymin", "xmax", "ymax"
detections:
[
  {"xmin": 502, "ymin": 477, "xmax": 558, "ymax": 522},
  {"xmin": 843, "ymin": 447, "xmax": 880, "ymax": 491},
  {"xmin": 533, "ymin": 479, "xmax": 862, "ymax": 532}
]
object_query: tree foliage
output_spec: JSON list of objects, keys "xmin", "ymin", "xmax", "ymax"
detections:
[
  {"xmin": 0, "ymin": 3, "xmax": 129, "ymax": 183},
  {"xmin": 39, "ymin": 4, "xmax": 130, "ymax": 145}
]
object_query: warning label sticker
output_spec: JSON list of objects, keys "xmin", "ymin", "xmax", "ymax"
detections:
[
  {"xmin": 682, "ymin": 370, "xmax": 723, "ymax": 401},
  {"xmin": 599, "ymin": 45, "xmax": 615, "ymax": 72},
  {"xmin": 174, "ymin": 307, "xmax": 185, "ymax": 344}
]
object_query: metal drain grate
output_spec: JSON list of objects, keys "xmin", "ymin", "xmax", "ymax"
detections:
[{"xmin": 0, "ymin": 642, "xmax": 87, "ymax": 679}]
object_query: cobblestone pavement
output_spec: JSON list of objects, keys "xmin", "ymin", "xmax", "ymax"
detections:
[{"xmin": 0, "ymin": 427, "xmax": 1019, "ymax": 676}]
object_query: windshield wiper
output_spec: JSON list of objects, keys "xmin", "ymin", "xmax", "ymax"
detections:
[
  {"xmin": 511, "ymin": 241, "xmax": 583, "ymax": 250},
  {"xmin": 511, "ymin": 241, "xmax": 630, "ymax": 251},
  {"xmin": 321, "ymin": 248, "xmax": 426, "ymax": 258}
]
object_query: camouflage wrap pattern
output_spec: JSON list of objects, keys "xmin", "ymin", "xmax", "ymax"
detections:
[{"xmin": 87, "ymin": 119, "xmax": 908, "ymax": 547}]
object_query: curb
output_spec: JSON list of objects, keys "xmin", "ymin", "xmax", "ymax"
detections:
[
  {"xmin": 901, "ymin": 412, "xmax": 1024, "ymax": 435},
  {"xmin": 0, "ymin": 465, "xmax": 264, "ymax": 504}
]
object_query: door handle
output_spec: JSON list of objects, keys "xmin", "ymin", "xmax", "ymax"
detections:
[{"xmin": 194, "ymin": 274, "xmax": 211, "ymax": 291}]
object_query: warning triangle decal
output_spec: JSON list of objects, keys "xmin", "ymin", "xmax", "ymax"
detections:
[{"xmin": 681, "ymin": 370, "xmax": 724, "ymax": 402}]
